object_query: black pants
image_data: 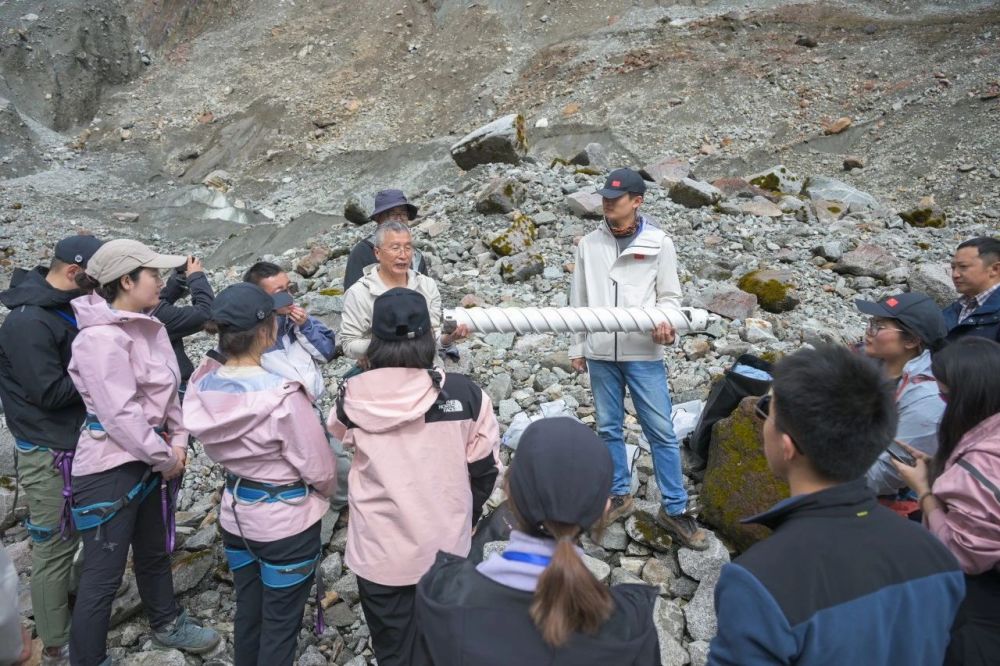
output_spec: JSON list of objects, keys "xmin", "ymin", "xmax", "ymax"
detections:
[
  {"xmin": 221, "ymin": 521, "xmax": 321, "ymax": 666},
  {"xmin": 357, "ymin": 575, "xmax": 418, "ymax": 666},
  {"xmin": 69, "ymin": 462, "xmax": 178, "ymax": 666},
  {"xmin": 946, "ymin": 570, "xmax": 1000, "ymax": 666}
]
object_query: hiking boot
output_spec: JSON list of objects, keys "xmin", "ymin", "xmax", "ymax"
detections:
[
  {"xmin": 152, "ymin": 609, "xmax": 221, "ymax": 654},
  {"xmin": 656, "ymin": 509, "xmax": 709, "ymax": 551},
  {"xmin": 41, "ymin": 645, "xmax": 70, "ymax": 666},
  {"xmin": 605, "ymin": 494, "xmax": 634, "ymax": 523}
]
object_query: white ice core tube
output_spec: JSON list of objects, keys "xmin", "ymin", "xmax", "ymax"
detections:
[{"xmin": 443, "ymin": 306, "xmax": 712, "ymax": 336}]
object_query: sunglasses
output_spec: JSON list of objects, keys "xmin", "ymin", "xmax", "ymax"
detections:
[{"xmin": 755, "ymin": 393, "xmax": 804, "ymax": 454}]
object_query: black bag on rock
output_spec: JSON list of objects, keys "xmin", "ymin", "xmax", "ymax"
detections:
[{"xmin": 688, "ymin": 354, "xmax": 773, "ymax": 468}]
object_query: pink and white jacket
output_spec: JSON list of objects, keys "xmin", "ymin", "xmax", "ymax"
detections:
[
  {"xmin": 328, "ymin": 368, "xmax": 500, "ymax": 587},
  {"xmin": 183, "ymin": 359, "xmax": 336, "ymax": 542},
  {"xmin": 68, "ymin": 293, "xmax": 187, "ymax": 477},
  {"xmin": 928, "ymin": 412, "xmax": 1000, "ymax": 575}
]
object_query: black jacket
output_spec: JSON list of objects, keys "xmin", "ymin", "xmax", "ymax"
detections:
[
  {"xmin": 150, "ymin": 271, "xmax": 215, "ymax": 382},
  {"xmin": 0, "ymin": 268, "xmax": 85, "ymax": 450},
  {"xmin": 343, "ymin": 236, "xmax": 428, "ymax": 291},
  {"xmin": 413, "ymin": 552, "xmax": 660, "ymax": 666}
]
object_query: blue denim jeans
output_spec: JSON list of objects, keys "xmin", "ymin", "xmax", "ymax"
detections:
[{"xmin": 588, "ymin": 359, "xmax": 688, "ymax": 515}]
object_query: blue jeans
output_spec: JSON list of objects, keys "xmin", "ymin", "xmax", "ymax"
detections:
[{"xmin": 588, "ymin": 359, "xmax": 688, "ymax": 515}]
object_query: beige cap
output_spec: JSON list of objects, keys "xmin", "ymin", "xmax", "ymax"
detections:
[{"xmin": 85, "ymin": 239, "xmax": 187, "ymax": 286}]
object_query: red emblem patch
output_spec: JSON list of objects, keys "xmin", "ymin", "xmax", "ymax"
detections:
[
  {"xmin": 886, "ymin": 297, "xmax": 899, "ymax": 308},
  {"xmin": 612, "ymin": 180, "xmax": 621, "ymax": 187},
  {"xmin": 634, "ymin": 254, "xmax": 646, "ymax": 260}
]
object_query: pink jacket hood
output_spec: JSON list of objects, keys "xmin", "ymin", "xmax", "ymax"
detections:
[{"xmin": 338, "ymin": 367, "xmax": 444, "ymax": 433}]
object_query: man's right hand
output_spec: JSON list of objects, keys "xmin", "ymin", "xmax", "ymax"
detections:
[
  {"xmin": 186, "ymin": 256, "xmax": 204, "ymax": 276},
  {"xmin": 571, "ymin": 357, "xmax": 587, "ymax": 373},
  {"xmin": 162, "ymin": 446, "xmax": 187, "ymax": 480}
]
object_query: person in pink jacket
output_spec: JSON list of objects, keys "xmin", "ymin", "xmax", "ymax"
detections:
[
  {"xmin": 183, "ymin": 282, "xmax": 337, "ymax": 666},
  {"xmin": 327, "ymin": 288, "xmax": 501, "ymax": 666},
  {"xmin": 894, "ymin": 336, "xmax": 1000, "ymax": 665},
  {"xmin": 67, "ymin": 240, "xmax": 220, "ymax": 666}
]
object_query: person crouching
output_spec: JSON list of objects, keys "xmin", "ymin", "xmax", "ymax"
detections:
[
  {"xmin": 327, "ymin": 287, "xmax": 501, "ymax": 666},
  {"xmin": 183, "ymin": 283, "xmax": 338, "ymax": 666}
]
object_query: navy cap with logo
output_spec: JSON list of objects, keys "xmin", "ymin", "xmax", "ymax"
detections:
[
  {"xmin": 210, "ymin": 283, "xmax": 293, "ymax": 332},
  {"xmin": 372, "ymin": 287, "xmax": 431, "ymax": 341},
  {"xmin": 54, "ymin": 235, "xmax": 104, "ymax": 268},
  {"xmin": 855, "ymin": 292, "xmax": 948, "ymax": 348},
  {"xmin": 597, "ymin": 168, "xmax": 647, "ymax": 199}
]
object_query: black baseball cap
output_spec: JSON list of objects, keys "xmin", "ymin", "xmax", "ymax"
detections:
[
  {"xmin": 597, "ymin": 168, "xmax": 646, "ymax": 199},
  {"xmin": 54, "ymin": 235, "xmax": 104, "ymax": 268},
  {"xmin": 372, "ymin": 288, "xmax": 431, "ymax": 341},
  {"xmin": 210, "ymin": 283, "xmax": 293, "ymax": 332},
  {"xmin": 855, "ymin": 292, "xmax": 948, "ymax": 347}
]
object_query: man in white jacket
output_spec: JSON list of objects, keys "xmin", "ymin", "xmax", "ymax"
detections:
[{"xmin": 569, "ymin": 168, "xmax": 708, "ymax": 551}]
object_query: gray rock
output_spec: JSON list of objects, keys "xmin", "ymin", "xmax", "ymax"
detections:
[
  {"xmin": 499, "ymin": 399, "xmax": 522, "ymax": 422},
  {"xmin": 534, "ymin": 211, "xmax": 558, "ymax": 225},
  {"xmin": 321, "ymin": 552, "xmax": 344, "ymax": 587},
  {"xmin": 655, "ymin": 597, "xmax": 687, "ymax": 641},
  {"xmin": 747, "ymin": 165, "xmax": 804, "ymax": 194},
  {"xmin": 566, "ymin": 191, "xmax": 604, "ymax": 218},
  {"xmin": 834, "ymin": 244, "xmax": 903, "ymax": 280},
  {"xmin": 297, "ymin": 645, "xmax": 328, "ymax": 666},
  {"xmin": 486, "ymin": 373, "xmax": 514, "ymax": 404},
  {"xmin": 695, "ymin": 283, "xmax": 757, "ymax": 320},
  {"xmin": 670, "ymin": 575, "xmax": 700, "ymax": 600},
  {"xmin": 669, "ymin": 179, "xmax": 723, "ymax": 208},
  {"xmin": 625, "ymin": 513, "xmax": 673, "ymax": 552},
  {"xmin": 803, "ymin": 176, "xmax": 880, "ymax": 211},
  {"xmin": 500, "ymin": 251, "xmax": 544, "ymax": 283},
  {"xmin": 0, "ymin": 422, "xmax": 15, "ymax": 476},
  {"xmin": 596, "ymin": 520, "xmax": 629, "ymax": 551},
  {"xmin": 688, "ymin": 640, "xmax": 711, "ymax": 666},
  {"xmin": 0, "ymin": 484, "xmax": 20, "ymax": 530},
  {"xmin": 659, "ymin": 634, "xmax": 691, "ymax": 666},
  {"xmin": 7, "ymin": 539, "xmax": 31, "ymax": 574},
  {"xmin": 171, "ymin": 549, "xmax": 215, "ymax": 594},
  {"xmin": 325, "ymin": 601, "xmax": 358, "ymax": 627},
  {"xmin": 343, "ymin": 194, "xmax": 370, "ymax": 225},
  {"xmin": 582, "ymin": 554, "xmax": 611, "ymax": 583},
  {"xmin": 484, "ymin": 332, "xmax": 516, "ymax": 350},
  {"xmin": 641, "ymin": 156, "xmax": 690, "ymax": 187},
  {"xmin": 120, "ymin": 649, "xmax": 187, "ymax": 666},
  {"xmin": 611, "ymin": 567, "xmax": 645, "ymax": 586},
  {"xmin": 570, "ymin": 143, "xmax": 609, "ymax": 171},
  {"xmin": 475, "ymin": 177, "xmax": 526, "ymax": 214},
  {"xmin": 684, "ymin": 572, "xmax": 720, "ymax": 641},
  {"xmin": 182, "ymin": 524, "xmax": 217, "ymax": 551},
  {"xmin": 909, "ymin": 262, "xmax": 956, "ymax": 306},
  {"xmin": 886, "ymin": 266, "xmax": 910, "ymax": 284},
  {"xmin": 450, "ymin": 114, "xmax": 527, "ymax": 170},
  {"xmin": 678, "ymin": 533, "xmax": 730, "ymax": 582},
  {"xmin": 323, "ymin": 510, "xmax": 342, "ymax": 548},
  {"xmin": 618, "ymin": 556, "xmax": 647, "ymax": 577},
  {"xmin": 333, "ymin": 572, "xmax": 360, "ymax": 604},
  {"xmin": 812, "ymin": 241, "xmax": 843, "ymax": 262}
]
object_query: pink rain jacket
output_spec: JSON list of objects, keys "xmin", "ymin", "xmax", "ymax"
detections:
[
  {"xmin": 68, "ymin": 294, "xmax": 187, "ymax": 477},
  {"xmin": 328, "ymin": 367, "xmax": 500, "ymax": 586},
  {"xmin": 183, "ymin": 359, "xmax": 336, "ymax": 542},
  {"xmin": 928, "ymin": 412, "xmax": 1000, "ymax": 575}
]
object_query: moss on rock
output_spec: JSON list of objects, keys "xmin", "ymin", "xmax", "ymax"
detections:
[
  {"xmin": 899, "ymin": 207, "xmax": 947, "ymax": 228},
  {"xmin": 489, "ymin": 212, "xmax": 537, "ymax": 257},
  {"xmin": 700, "ymin": 397, "xmax": 789, "ymax": 552},
  {"xmin": 737, "ymin": 270, "xmax": 799, "ymax": 313}
]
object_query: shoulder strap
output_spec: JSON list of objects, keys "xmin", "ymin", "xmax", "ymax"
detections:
[
  {"xmin": 335, "ymin": 380, "xmax": 357, "ymax": 430},
  {"xmin": 52, "ymin": 308, "xmax": 78, "ymax": 329},
  {"xmin": 956, "ymin": 458, "xmax": 1000, "ymax": 503}
]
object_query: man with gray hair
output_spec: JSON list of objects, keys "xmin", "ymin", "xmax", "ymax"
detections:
[
  {"xmin": 343, "ymin": 190, "xmax": 429, "ymax": 291},
  {"xmin": 341, "ymin": 221, "xmax": 467, "ymax": 366}
]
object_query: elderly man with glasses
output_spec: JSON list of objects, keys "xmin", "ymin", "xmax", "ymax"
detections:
[{"xmin": 343, "ymin": 190, "xmax": 430, "ymax": 291}]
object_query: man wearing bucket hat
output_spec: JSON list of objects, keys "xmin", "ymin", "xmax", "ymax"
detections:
[
  {"xmin": 854, "ymin": 292, "xmax": 948, "ymax": 499},
  {"xmin": 413, "ymin": 417, "xmax": 660, "ymax": 664},
  {"xmin": 343, "ymin": 189, "xmax": 428, "ymax": 291},
  {"xmin": 0, "ymin": 234, "xmax": 102, "ymax": 666},
  {"xmin": 68, "ymin": 239, "xmax": 220, "ymax": 665},
  {"xmin": 569, "ymin": 167, "xmax": 709, "ymax": 551}
]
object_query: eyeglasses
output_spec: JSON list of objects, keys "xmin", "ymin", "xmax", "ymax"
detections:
[
  {"xmin": 755, "ymin": 392, "xmax": 804, "ymax": 454},
  {"xmin": 865, "ymin": 320, "xmax": 904, "ymax": 336},
  {"xmin": 379, "ymin": 244, "xmax": 414, "ymax": 255}
]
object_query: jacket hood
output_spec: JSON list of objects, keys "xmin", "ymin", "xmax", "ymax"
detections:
[
  {"xmin": 340, "ymin": 367, "xmax": 442, "ymax": 433},
  {"xmin": 183, "ymin": 357, "xmax": 303, "ymax": 444},
  {"xmin": 949, "ymin": 412, "xmax": 1000, "ymax": 465},
  {"xmin": 0, "ymin": 267, "xmax": 79, "ymax": 309},
  {"xmin": 71, "ymin": 293, "xmax": 160, "ymax": 329},
  {"xmin": 903, "ymin": 349, "xmax": 935, "ymax": 379}
]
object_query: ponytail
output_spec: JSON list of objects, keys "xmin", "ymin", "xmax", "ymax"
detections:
[
  {"xmin": 529, "ymin": 521, "xmax": 614, "ymax": 647},
  {"xmin": 74, "ymin": 267, "xmax": 143, "ymax": 303}
]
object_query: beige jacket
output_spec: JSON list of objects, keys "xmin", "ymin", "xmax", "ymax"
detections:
[
  {"xmin": 568, "ymin": 216, "xmax": 683, "ymax": 362},
  {"xmin": 340, "ymin": 263, "xmax": 443, "ymax": 360}
]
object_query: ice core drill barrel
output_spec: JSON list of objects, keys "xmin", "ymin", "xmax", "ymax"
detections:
[{"xmin": 442, "ymin": 306, "xmax": 711, "ymax": 336}]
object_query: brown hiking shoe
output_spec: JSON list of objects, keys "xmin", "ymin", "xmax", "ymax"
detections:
[
  {"xmin": 605, "ymin": 494, "xmax": 635, "ymax": 523},
  {"xmin": 656, "ymin": 509, "xmax": 709, "ymax": 551}
]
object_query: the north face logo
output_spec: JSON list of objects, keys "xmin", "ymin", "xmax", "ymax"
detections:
[{"xmin": 439, "ymin": 399, "xmax": 463, "ymax": 413}]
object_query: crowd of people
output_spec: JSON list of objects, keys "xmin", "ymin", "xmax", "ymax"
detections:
[{"xmin": 0, "ymin": 169, "xmax": 997, "ymax": 666}]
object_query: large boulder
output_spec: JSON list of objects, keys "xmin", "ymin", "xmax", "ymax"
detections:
[
  {"xmin": 899, "ymin": 197, "xmax": 947, "ymax": 228},
  {"xmin": 668, "ymin": 179, "xmax": 723, "ymax": 209},
  {"xmin": 489, "ymin": 212, "xmax": 537, "ymax": 257},
  {"xmin": 569, "ymin": 142, "xmax": 610, "ymax": 171},
  {"xmin": 909, "ymin": 263, "xmax": 956, "ymax": 307},
  {"xmin": 499, "ymin": 252, "xmax": 544, "ymax": 283},
  {"xmin": 450, "ymin": 114, "xmax": 527, "ymax": 170},
  {"xmin": 700, "ymin": 398, "xmax": 789, "ymax": 552},
  {"xmin": 737, "ymin": 269, "xmax": 800, "ymax": 313},
  {"xmin": 693, "ymin": 283, "xmax": 757, "ymax": 320},
  {"xmin": 802, "ymin": 176, "xmax": 880, "ymax": 212},
  {"xmin": 566, "ymin": 190, "xmax": 604, "ymax": 218},
  {"xmin": 834, "ymin": 244, "xmax": 903, "ymax": 281},
  {"xmin": 475, "ymin": 177, "xmax": 526, "ymax": 214},
  {"xmin": 640, "ymin": 156, "xmax": 690, "ymax": 187},
  {"xmin": 747, "ymin": 165, "xmax": 804, "ymax": 195}
]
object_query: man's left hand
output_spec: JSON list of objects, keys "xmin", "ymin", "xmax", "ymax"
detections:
[
  {"xmin": 651, "ymin": 322, "xmax": 676, "ymax": 345},
  {"xmin": 443, "ymin": 323, "xmax": 470, "ymax": 346},
  {"xmin": 287, "ymin": 305, "xmax": 309, "ymax": 326}
]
